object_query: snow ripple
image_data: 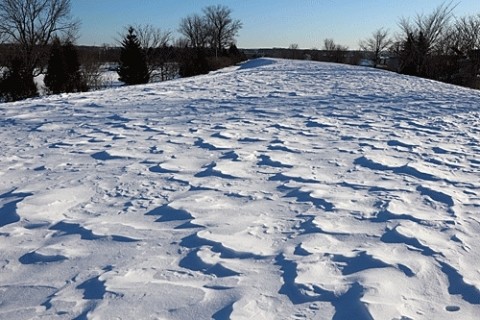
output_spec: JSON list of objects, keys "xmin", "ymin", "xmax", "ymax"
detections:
[{"xmin": 1, "ymin": 58, "xmax": 480, "ymax": 319}]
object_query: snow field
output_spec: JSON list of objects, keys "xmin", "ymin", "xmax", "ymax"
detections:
[{"xmin": 0, "ymin": 58, "xmax": 480, "ymax": 319}]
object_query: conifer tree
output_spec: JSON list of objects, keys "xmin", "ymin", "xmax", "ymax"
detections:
[
  {"xmin": 44, "ymin": 39, "xmax": 66, "ymax": 94},
  {"xmin": 416, "ymin": 32, "xmax": 429, "ymax": 77},
  {"xmin": 400, "ymin": 33, "xmax": 417, "ymax": 76},
  {"xmin": 118, "ymin": 27, "xmax": 149, "ymax": 85},
  {"xmin": 0, "ymin": 57, "xmax": 37, "ymax": 102},
  {"xmin": 63, "ymin": 41, "xmax": 86, "ymax": 92},
  {"xmin": 44, "ymin": 38, "xmax": 86, "ymax": 94}
]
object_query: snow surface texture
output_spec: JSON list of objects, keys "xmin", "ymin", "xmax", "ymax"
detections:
[{"xmin": 1, "ymin": 58, "xmax": 480, "ymax": 319}]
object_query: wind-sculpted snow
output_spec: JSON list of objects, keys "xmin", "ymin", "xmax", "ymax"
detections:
[{"xmin": 1, "ymin": 59, "xmax": 480, "ymax": 319}]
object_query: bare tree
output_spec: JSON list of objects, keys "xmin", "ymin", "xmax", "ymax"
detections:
[
  {"xmin": 450, "ymin": 14, "xmax": 480, "ymax": 87},
  {"xmin": 288, "ymin": 43, "xmax": 299, "ymax": 59},
  {"xmin": 178, "ymin": 14, "xmax": 209, "ymax": 49},
  {"xmin": 81, "ymin": 54, "xmax": 104, "ymax": 91},
  {"xmin": 323, "ymin": 38, "xmax": 337, "ymax": 51},
  {"xmin": 135, "ymin": 24, "xmax": 171, "ymax": 52},
  {"xmin": 132, "ymin": 24, "xmax": 174, "ymax": 81},
  {"xmin": 203, "ymin": 5, "xmax": 242, "ymax": 55},
  {"xmin": 323, "ymin": 38, "xmax": 348, "ymax": 63},
  {"xmin": 398, "ymin": 2, "xmax": 455, "ymax": 55},
  {"xmin": 360, "ymin": 28, "xmax": 392, "ymax": 67},
  {"xmin": 0, "ymin": 0, "xmax": 79, "ymax": 76},
  {"xmin": 175, "ymin": 38, "xmax": 189, "ymax": 48},
  {"xmin": 396, "ymin": 2, "xmax": 455, "ymax": 77},
  {"xmin": 451, "ymin": 14, "xmax": 480, "ymax": 53}
]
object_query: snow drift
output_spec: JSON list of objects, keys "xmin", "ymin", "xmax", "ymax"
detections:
[{"xmin": 1, "ymin": 58, "xmax": 480, "ymax": 319}]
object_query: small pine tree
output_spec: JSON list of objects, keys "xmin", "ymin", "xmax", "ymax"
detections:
[
  {"xmin": 401, "ymin": 33, "xmax": 417, "ymax": 76},
  {"xmin": 118, "ymin": 27, "xmax": 150, "ymax": 85},
  {"xmin": 44, "ymin": 38, "xmax": 87, "ymax": 94},
  {"xmin": 415, "ymin": 32, "xmax": 429, "ymax": 77},
  {"xmin": 0, "ymin": 57, "xmax": 38, "ymax": 102},
  {"xmin": 44, "ymin": 39, "xmax": 66, "ymax": 94},
  {"xmin": 63, "ymin": 41, "xmax": 87, "ymax": 92}
]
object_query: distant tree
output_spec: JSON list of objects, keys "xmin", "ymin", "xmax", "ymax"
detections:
[
  {"xmin": 177, "ymin": 13, "xmax": 210, "ymax": 77},
  {"xmin": 177, "ymin": 5, "xmax": 243, "ymax": 77},
  {"xmin": 360, "ymin": 28, "xmax": 392, "ymax": 67},
  {"xmin": 323, "ymin": 38, "xmax": 348, "ymax": 63},
  {"xmin": 60, "ymin": 40, "xmax": 86, "ymax": 92},
  {"xmin": 398, "ymin": 2, "xmax": 454, "ymax": 55},
  {"xmin": 0, "ymin": 0, "xmax": 79, "ymax": 77},
  {"xmin": 448, "ymin": 14, "xmax": 480, "ymax": 87},
  {"xmin": 288, "ymin": 43, "xmax": 300, "ymax": 59},
  {"xmin": 397, "ymin": 2, "xmax": 454, "ymax": 77},
  {"xmin": 0, "ymin": 0, "xmax": 79, "ymax": 100},
  {"xmin": 323, "ymin": 38, "xmax": 337, "ymax": 51},
  {"xmin": 179, "ymin": 14, "xmax": 209, "ymax": 49},
  {"xmin": 451, "ymin": 14, "xmax": 480, "ymax": 53},
  {"xmin": 44, "ymin": 39, "xmax": 65, "ymax": 93},
  {"xmin": 0, "ymin": 57, "xmax": 37, "ymax": 102},
  {"xmin": 415, "ymin": 31, "xmax": 429, "ymax": 76},
  {"xmin": 203, "ymin": 5, "xmax": 242, "ymax": 55},
  {"xmin": 81, "ymin": 54, "xmax": 104, "ymax": 91},
  {"xmin": 228, "ymin": 43, "xmax": 240, "ymax": 56},
  {"xmin": 0, "ymin": 29, "xmax": 6, "ymax": 45},
  {"xmin": 134, "ymin": 24, "xmax": 174, "ymax": 81},
  {"xmin": 117, "ymin": 27, "xmax": 149, "ymax": 85},
  {"xmin": 227, "ymin": 43, "xmax": 246, "ymax": 64},
  {"xmin": 44, "ymin": 38, "xmax": 86, "ymax": 94},
  {"xmin": 399, "ymin": 32, "xmax": 417, "ymax": 75}
]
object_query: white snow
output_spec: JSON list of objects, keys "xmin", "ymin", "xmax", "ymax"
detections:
[{"xmin": 1, "ymin": 58, "xmax": 480, "ymax": 319}]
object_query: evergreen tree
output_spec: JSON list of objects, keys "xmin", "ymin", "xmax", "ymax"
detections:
[
  {"xmin": 63, "ymin": 41, "xmax": 87, "ymax": 92},
  {"xmin": 400, "ymin": 31, "xmax": 432, "ymax": 77},
  {"xmin": 44, "ymin": 39, "xmax": 66, "ymax": 94},
  {"xmin": 118, "ymin": 27, "xmax": 149, "ymax": 85},
  {"xmin": 415, "ymin": 32, "xmax": 429, "ymax": 77},
  {"xmin": 44, "ymin": 38, "xmax": 86, "ymax": 94},
  {"xmin": 400, "ymin": 33, "xmax": 417, "ymax": 76},
  {"xmin": 0, "ymin": 57, "xmax": 38, "ymax": 102},
  {"xmin": 228, "ymin": 43, "xmax": 246, "ymax": 64}
]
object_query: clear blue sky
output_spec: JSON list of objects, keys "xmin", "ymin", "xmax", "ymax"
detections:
[{"xmin": 72, "ymin": 0, "xmax": 480, "ymax": 49}]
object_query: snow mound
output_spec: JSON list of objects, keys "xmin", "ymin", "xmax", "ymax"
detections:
[
  {"xmin": 238, "ymin": 58, "xmax": 277, "ymax": 70},
  {"xmin": 1, "ymin": 58, "xmax": 480, "ymax": 319}
]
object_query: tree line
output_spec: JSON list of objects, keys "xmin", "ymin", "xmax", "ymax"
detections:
[
  {"xmin": 359, "ymin": 2, "xmax": 480, "ymax": 88},
  {"xmin": 0, "ymin": 0, "xmax": 244, "ymax": 102},
  {"xmin": 269, "ymin": 3, "xmax": 479, "ymax": 90},
  {"xmin": 1, "ymin": 1, "xmax": 479, "ymax": 102}
]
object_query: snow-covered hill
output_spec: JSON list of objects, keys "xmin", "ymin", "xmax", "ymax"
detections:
[{"xmin": 1, "ymin": 58, "xmax": 480, "ymax": 319}]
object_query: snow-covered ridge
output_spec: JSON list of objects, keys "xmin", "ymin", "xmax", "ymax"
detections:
[{"xmin": 1, "ymin": 58, "xmax": 479, "ymax": 319}]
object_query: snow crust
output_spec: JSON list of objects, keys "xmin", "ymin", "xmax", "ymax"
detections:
[{"xmin": 1, "ymin": 58, "xmax": 480, "ymax": 319}]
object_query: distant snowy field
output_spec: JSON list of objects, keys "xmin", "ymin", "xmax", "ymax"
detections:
[{"xmin": 1, "ymin": 58, "xmax": 480, "ymax": 319}]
